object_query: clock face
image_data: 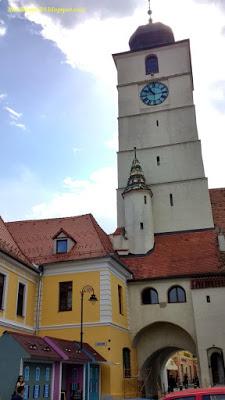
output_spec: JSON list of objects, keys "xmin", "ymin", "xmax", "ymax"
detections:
[{"xmin": 140, "ymin": 82, "xmax": 169, "ymax": 106}]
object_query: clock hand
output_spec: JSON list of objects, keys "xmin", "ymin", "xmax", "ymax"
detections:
[{"xmin": 149, "ymin": 88, "xmax": 155, "ymax": 95}]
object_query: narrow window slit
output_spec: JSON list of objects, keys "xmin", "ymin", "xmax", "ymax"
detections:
[
  {"xmin": 140, "ymin": 222, "xmax": 144, "ymax": 230},
  {"xmin": 157, "ymin": 156, "xmax": 160, "ymax": 166},
  {"xmin": 170, "ymin": 194, "xmax": 174, "ymax": 207}
]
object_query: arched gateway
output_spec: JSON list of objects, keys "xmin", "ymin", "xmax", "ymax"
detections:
[{"xmin": 133, "ymin": 322, "xmax": 197, "ymax": 398}]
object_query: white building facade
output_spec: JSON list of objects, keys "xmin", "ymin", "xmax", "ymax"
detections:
[{"xmin": 111, "ymin": 17, "xmax": 225, "ymax": 396}]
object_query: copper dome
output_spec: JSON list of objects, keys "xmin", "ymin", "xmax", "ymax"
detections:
[{"xmin": 129, "ymin": 22, "xmax": 175, "ymax": 51}]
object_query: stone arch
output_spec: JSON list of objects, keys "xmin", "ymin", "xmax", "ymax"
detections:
[{"xmin": 133, "ymin": 321, "xmax": 197, "ymax": 398}]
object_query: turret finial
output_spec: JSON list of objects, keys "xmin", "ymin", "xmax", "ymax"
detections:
[
  {"xmin": 148, "ymin": 0, "xmax": 153, "ymax": 23},
  {"xmin": 122, "ymin": 149, "xmax": 152, "ymax": 197}
]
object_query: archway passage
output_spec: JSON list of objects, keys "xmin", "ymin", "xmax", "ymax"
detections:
[
  {"xmin": 133, "ymin": 322, "xmax": 198, "ymax": 398},
  {"xmin": 166, "ymin": 350, "xmax": 198, "ymax": 391}
]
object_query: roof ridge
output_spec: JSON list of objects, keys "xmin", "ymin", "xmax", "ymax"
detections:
[
  {"xmin": 6, "ymin": 213, "xmax": 92, "ymax": 225},
  {"xmin": 88, "ymin": 214, "xmax": 112, "ymax": 254}
]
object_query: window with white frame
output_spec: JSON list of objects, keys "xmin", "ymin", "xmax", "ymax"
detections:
[
  {"xmin": 56, "ymin": 238, "xmax": 68, "ymax": 253},
  {"xmin": 59, "ymin": 281, "xmax": 72, "ymax": 311}
]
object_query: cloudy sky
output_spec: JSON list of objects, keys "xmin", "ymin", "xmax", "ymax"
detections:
[{"xmin": 0, "ymin": 0, "xmax": 225, "ymax": 232}]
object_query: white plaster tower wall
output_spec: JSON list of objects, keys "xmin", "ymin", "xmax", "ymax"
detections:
[
  {"xmin": 124, "ymin": 189, "xmax": 154, "ymax": 254},
  {"xmin": 119, "ymin": 106, "xmax": 199, "ymax": 150},
  {"xmin": 113, "ymin": 39, "xmax": 214, "ymax": 233}
]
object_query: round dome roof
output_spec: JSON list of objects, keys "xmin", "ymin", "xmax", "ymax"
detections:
[{"xmin": 129, "ymin": 22, "xmax": 175, "ymax": 51}]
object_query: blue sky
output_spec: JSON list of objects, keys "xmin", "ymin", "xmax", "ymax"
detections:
[{"xmin": 0, "ymin": 0, "xmax": 225, "ymax": 232}]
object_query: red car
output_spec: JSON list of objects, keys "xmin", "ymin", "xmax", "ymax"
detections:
[{"xmin": 162, "ymin": 387, "xmax": 225, "ymax": 400}]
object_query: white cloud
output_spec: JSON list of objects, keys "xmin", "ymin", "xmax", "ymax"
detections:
[
  {"xmin": 13, "ymin": 6, "xmax": 133, "ymax": 85},
  {"xmin": 105, "ymin": 133, "xmax": 118, "ymax": 150},
  {"xmin": 29, "ymin": 166, "xmax": 117, "ymax": 233},
  {"xmin": 0, "ymin": 20, "xmax": 6, "ymax": 37},
  {"xmin": 63, "ymin": 177, "xmax": 88, "ymax": 189},
  {"xmin": 3, "ymin": 0, "xmax": 225, "ymax": 229},
  {"xmin": 10, "ymin": 121, "xmax": 27, "ymax": 130},
  {"xmin": 4, "ymin": 105, "xmax": 27, "ymax": 130},
  {"xmin": 0, "ymin": 93, "xmax": 7, "ymax": 101},
  {"xmin": 8, "ymin": 0, "xmax": 143, "ymax": 27},
  {"xmin": 5, "ymin": 106, "xmax": 22, "ymax": 120}
]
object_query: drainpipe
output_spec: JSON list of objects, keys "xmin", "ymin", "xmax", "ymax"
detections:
[{"xmin": 34, "ymin": 264, "xmax": 43, "ymax": 335}]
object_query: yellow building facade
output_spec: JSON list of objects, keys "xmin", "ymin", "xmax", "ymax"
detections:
[
  {"xmin": 38, "ymin": 266, "xmax": 135, "ymax": 398},
  {"xmin": 0, "ymin": 253, "xmax": 38, "ymax": 336},
  {"xmin": 0, "ymin": 215, "xmax": 138, "ymax": 400}
]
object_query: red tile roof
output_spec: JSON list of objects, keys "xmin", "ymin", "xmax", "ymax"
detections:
[
  {"xmin": 0, "ymin": 217, "xmax": 32, "ymax": 267},
  {"xmin": 112, "ymin": 227, "xmax": 125, "ymax": 236},
  {"xmin": 6, "ymin": 214, "xmax": 113, "ymax": 265},
  {"xmin": 210, "ymin": 188, "xmax": 225, "ymax": 230},
  {"xmin": 121, "ymin": 230, "xmax": 224, "ymax": 280},
  {"xmin": 1, "ymin": 188, "xmax": 225, "ymax": 280}
]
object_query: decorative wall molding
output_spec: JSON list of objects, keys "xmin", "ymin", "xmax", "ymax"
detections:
[
  {"xmin": 39, "ymin": 321, "xmax": 129, "ymax": 333},
  {"xmin": 0, "ymin": 317, "xmax": 34, "ymax": 332},
  {"xmin": 100, "ymin": 270, "xmax": 112, "ymax": 323}
]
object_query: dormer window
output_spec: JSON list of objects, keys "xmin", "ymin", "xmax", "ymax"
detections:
[
  {"xmin": 56, "ymin": 239, "xmax": 68, "ymax": 254},
  {"xmin": 53, "ymin": 228, "xmax": 76, "ymax": 254}
]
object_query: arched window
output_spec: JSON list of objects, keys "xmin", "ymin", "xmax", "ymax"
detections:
[
  {"xmin": 145, "ymin": 55, "xmax": 159, "ymax": 75},
  {"xmin": 123, "ymin": 347, "xmax": 131, "ymax": 377},
  {"xmin": 168, "ymin": 286, "xmax": 186, "ymax": 303},
  {"xmin": 208, "ymin": 347, "xmax": 225, "ymax": 385},
  {"xmin": 142, "ymin": 288, "xmax": 159, "ymax": 304}
]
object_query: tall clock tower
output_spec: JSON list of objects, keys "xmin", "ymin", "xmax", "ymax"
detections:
[{"xmin": 112, "ymin": 12, "xmax": 213, "ymax": 254}]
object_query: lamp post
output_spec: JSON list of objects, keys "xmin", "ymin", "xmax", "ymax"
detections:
[{"xmin": 80, "ymin": 285, "xmax": 98, "ymax": 350}]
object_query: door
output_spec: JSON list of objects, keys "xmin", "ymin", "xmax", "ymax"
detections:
[
  {"xmin": 23, "ymin": 362, "xmax": 52, "ymax": 400},
  {"xmin": 65, "ymin": 364, "xmax": 83, "ymax": 400},
  {"xmin": 211, "ymin": 351, "xmax": 225, "ymax": 385},
  {"xmin": 89, "ymin": 365, "xmax": 99, "ymax": 400}
]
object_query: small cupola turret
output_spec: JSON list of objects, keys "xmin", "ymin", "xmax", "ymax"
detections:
[
  {"xmin": 122, "ymin": 148, "xmax": 154, "ymax": 255},
  {"xmin": 122, "ymin": 147, "xmax": 152, "ymax": 197}
]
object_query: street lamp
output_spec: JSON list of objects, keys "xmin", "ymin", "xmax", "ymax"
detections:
[{"xmin": 80, "ymin": 285, "xmax": 98, "ymax": 350}]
